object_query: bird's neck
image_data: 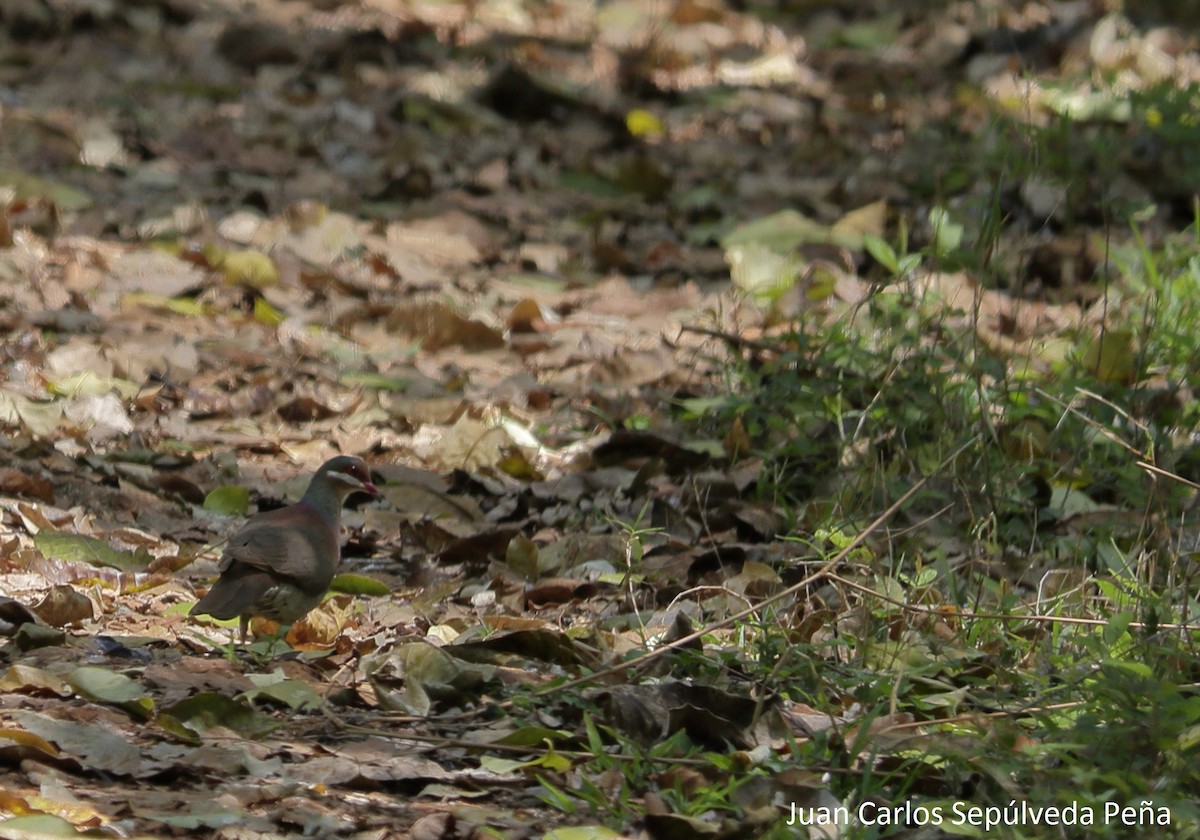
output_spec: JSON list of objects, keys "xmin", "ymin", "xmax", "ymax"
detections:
[{"xmin": 299, "ymin": 481, "xmax": 348, "ymax": 526}]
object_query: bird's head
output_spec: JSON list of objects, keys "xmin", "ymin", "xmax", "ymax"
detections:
[{"xmin": 318, "ymin": 456, "xmax": 379, "ymax": 500}]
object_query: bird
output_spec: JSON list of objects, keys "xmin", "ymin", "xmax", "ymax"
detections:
[{"xmin": 190, "ymin": 455, "xmax": 378, "ymax": 645}]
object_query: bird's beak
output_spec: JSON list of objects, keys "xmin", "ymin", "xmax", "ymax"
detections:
[
  {"xmin": 350, "ymin": 474, "xmax": 379, "ymax": 496},
  {"xmin": 331, "ymin": 471, "xmax": 379, "ymax": 496}
]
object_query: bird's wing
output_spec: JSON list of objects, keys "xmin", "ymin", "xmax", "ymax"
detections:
[
  {"xmin": 219, "ymin": 508, "xmax": 339, "ymax": 588},
  {"xmin": 190, "ymin": 566, "xmax": 276, "ymax": 620}
]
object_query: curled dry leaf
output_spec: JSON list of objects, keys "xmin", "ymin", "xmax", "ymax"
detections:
[
  {"xmin": 0, "ymin": 467, "xmax": 55, "ymax": 503},
  {"xmin": 32, "ymin": 585, "xmax": 94, "ymax": 627},
  {"xmin": 276, "ymin": 395, "xmax": 339, "ymax": 423},
  {"xmin": 387, "ymin": 300, "xmax": 506, "ymax": 352}
]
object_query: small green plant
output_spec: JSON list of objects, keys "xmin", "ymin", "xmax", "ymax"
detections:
[{"xmin": 864, "ymin": 221, "xmax": 921, "ymax": 277}]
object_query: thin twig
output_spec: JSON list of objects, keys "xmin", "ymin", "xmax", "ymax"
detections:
[
  {"xmin": 821, "ymin": 570, "xmax": 1200, "ymax": 632},
  {"xmin": 678, "ymin": 324, "xmax": 782, "ymax": 354}
]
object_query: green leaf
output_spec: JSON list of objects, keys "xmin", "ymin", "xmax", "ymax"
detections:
[
  {"xmin": 222, "ymin": 249, "xmax": 278, "ymax": 288},
  {"xmin": 503, "ymin": 272, "xmax": 568, "ymax": 293},
  {"xmin": 481, "ymin": 755, "xmax": 530, "ymax": 774},
  {"xmin": 0, "ymin": 815, "xmax": 83, "ymax": 837},
  {"xmin": 1101, "ymin": 659, "xmax": 1153, "ymax": 680},
  {"xmin": 626, "ymin": 108, "xmax": 664, "ymax": 137},
  {"xmin": 340, "ymin": 371, "xmax": 411, "ymax": 392},
  {"xmin": 1104, "ymin": 611, "xmax": 1135, "ymax": 645},
  {"xmin": 492, "ymin": 726, "xmax": 572, "ymax": 747},
  {"xmin": 0, "ymin": 390, "xmax": 64, "ymax": 438},
  {"xmin": 253, "ymin": 296, "xmax": 285, "ymax": 327},
  {"xmin": 558, "ymin": 170, "xmax": 624, "ymax": 198},
  {"xmin": 122, "ymin": 292, "xmax": 213, "ymax": 316},
  {"xmin": 481, "ymin": 750, "xmax": 570, "ymax": 774},
  {"xmin": 929, "ymin": 206, "xmax": 964, "ymax": 254},
  {"xmin": 130, "ymin": 806, "xmax": 244, "ymax": 831},
  {"xmin": 864, "ymin": 233, "xmax": 899, "ymax": 273},
  {"xmin": 721, "ymin": 209, "xmax": 833, "ymax": 252},
  {"xmin": 725, "ymin": 241, "xmax": 800, "ymax": 302},
  {"xmin": 155, "ymin": 713, "xmax": 202, "ymax": 744},
  {"xmin": 837, "ymin": 12, "xmax": 902, "ymax": 49},
  {"xmin": 161, "ymin": 692, "xmax": 278, "ymax": 738},
  {"xmin": 1080, "ymin": 327, "xmax": 1137, "ymax": 384},
  {"xmin": 1046, "ymin": 484, "xmax": 1101, "ymax": 518},
  {"xmin": 0, "ymin": 168, "xmax": 92, "ymax": 210},
  {"xmin": 68, "ymin": 666, "xmax": 155, "ymax": 720},
  {"xmin": 204, "ymin": 485, "xmax": 250, "ymax": 516},
  {"xmin": 241, "ymin": 671, "xmax": 321, "ymax": 711},
  {"xmin": 329, "ymin": 573, "xmax": 390, "ymax": 597},
  {"xmin": 34, "ymin": 531, "xmax": 151, "ymax": 572},
  {"xmin": 543, "ymin": 826, "xmax": 622, "ymax": 840},
  {"xmin": 68, "ymin": 666, "xmax": 144, "ymax": 704},
  {"xmin": 46, "ymin": 372, "xmax": 141, "ymax": 399},
  {"xmin": 675, "ymin": 396, "xmax": 734, "ymax": 419}
]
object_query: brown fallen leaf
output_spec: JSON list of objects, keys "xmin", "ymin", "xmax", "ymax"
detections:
[
  {"xmin": 0, "ymin": 467, "xmax": 55, "ymax": 503},
  {"xmin": 277, "ymin": 395, "xmax": 339, "ymax": 423},
  {"xmin": 33, "ymin": 585, "xmax": 94, "ymax": 627},
  {"xmin": 507, "ymin": 298, "xmax": 547, "ymax": 333},
  {"xmin": 387, "ymin": 300, "xmax": 506, "ymax": 352},
  {"xmin": 524, "ymin": 578, "xmax": 602, "ymax": 607}
]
